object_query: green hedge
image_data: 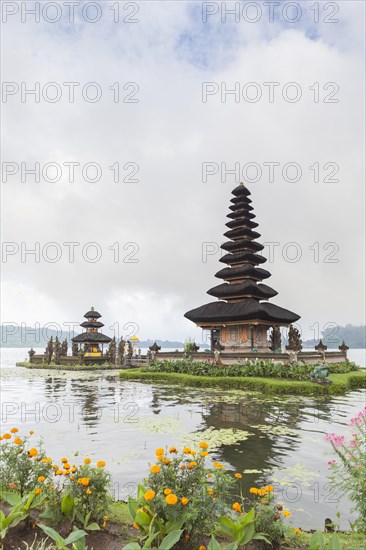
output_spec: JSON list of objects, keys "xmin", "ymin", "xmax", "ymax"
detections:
[{"xmin": 119, "ymin": 369, "xmax": 366, "ymax": 396}]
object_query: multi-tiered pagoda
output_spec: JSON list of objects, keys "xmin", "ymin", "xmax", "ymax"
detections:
[
  {"xmin": 184, "ymin": 183, "xmax": 300, "ymax": 353},
  {"xmin": 72, "ymin": 307, "xmax": 111, "ymax": 357}
]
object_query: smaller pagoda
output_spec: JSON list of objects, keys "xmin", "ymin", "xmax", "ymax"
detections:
[{"xmin": 72, "ymin": 307, "xmax": 112, "ymax": 359}]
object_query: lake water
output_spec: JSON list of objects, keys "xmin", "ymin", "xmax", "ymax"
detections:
[{"xmin": 1, "ymin": 347, "xmax": 365, "ymax": 530}]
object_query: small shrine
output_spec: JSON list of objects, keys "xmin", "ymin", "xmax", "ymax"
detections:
[
  {"xmin": 72, "ymin": 307, "xmax": 112, "ymax": 358},
  {"xmin": 185, "ymin": 183, "xmax": 300, "ymax": 353}
]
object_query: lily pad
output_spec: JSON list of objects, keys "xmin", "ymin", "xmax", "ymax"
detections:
[
  {"xmin": 182, "ymin": 427, "xmax": 252, "ymax": 450},
  {"xmin": 138, "ymin": 416, "xmax": 184, "ymax": 434}
]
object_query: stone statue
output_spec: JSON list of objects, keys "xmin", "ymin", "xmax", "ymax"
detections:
[
  {"xmin": 28, "ymin": 348, "xmax": 35, "ymax": 363},
  {"xmin": 269, "ymin": 327, "xmax": 282, "ymax": 352},
  {"xmin": 285, "ymin": 325, "xmax": 302, "ymax": 352}
]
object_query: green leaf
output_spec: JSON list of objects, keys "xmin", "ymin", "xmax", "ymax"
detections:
[
  {"xmin": 165, "ymin": 517, "xmax": 185, "ymax": 533},
  {"xmin": 86, "ymin": 522, "xmax": 100, "ymax": 531},
  {"xmin": 135, "ymin": 509, "xmax": 151, "ymax": 527},
  {"xmin": 64, "ymin": 529, "xmax": 87, "ymax": 545},
  {"xmin": 224, "ymin": 543, "xmax": 239, "ymax": 550},
  {"xmin": 240, "ymin": 522, "xmax": 255, "ymax": 546},
  {"xmin": 137, "ymin": 484, "xmax": 147, "ymax": 500},
  {"xmin": 208, "ymin": 536, "xmax": 221, "ymax": 550},
  {"xmin": 38, "ymin": 524, "xmax": 65, "ymax": 547},
  {"xmin": 3, "ymin": 492, "xmax": 22, "ymax": 506},
  {"xmin": 158, "ymin": 530, "xmax": 183, "ymax": 550},
  {"xmin": 61, "ymin": 494, "xmax": 75, "ymax": 517},
  {"xmin": 128, "ymin": 497, "xmax": 139, "ymax": 520},
  {"xmin": 309, "ymin": 531, "xmax": 325, "ymax": 550},
  {"xmin": 328, "ymin": 532, "xmax": 342, "ymax": 550},
  {"xmin": 122, "ymin": 543, "xmax": 141, "ymax": 550}
]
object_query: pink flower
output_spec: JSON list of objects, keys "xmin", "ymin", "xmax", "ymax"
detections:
[{"xmin": 327, "ymin": 460, "xmax": 336, "ymax": 466}]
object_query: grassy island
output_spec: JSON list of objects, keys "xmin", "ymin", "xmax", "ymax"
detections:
[{"xmin": 119, "ymin": 360, "xmax": 366, "ymax": 396}]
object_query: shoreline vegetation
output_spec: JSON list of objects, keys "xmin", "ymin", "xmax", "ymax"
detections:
[{"xmin": 1, "ymin": 429, "xmax": 365, "ymax": 549}]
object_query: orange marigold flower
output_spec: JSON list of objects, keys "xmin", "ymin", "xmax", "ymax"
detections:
[
  {"xmin": 42, "ymin": 457, "xmax": 52, "ymax": 463},
  {"xmin": 199, "ymin": 441, "xmax": 209, "ymax": 449},
  {"xmin": 235, "ymin": 473, "xmax": 242, "ymax": 479},
  {"xmin": 169, "ymin": 446, "xmax": 178, "ymax": 453},
  {"xmin": 14, "ymin": 437, "xmax": 23, "ymax": 445},
  {"xmin": 96, "ymin": 460, "xmax": 106, "ymax": 468},
  {"xmin": 10, "ymin": 428, "xmax": 19, "ymax": 433},
  {"xmin": 155, "ymin": 448, "xmax": 164, "ymax": 456},
  {"xmin": 199, "ymin": 546, "xmax": 206, "ymax": 550},
  {"xmin": 207, "ymin": 473, "xmax": 213, "ymax": 478},
  {"xmin": 29, "ymin": 431, "xmax": 34, "ymax": 435},
  {"xmin": 55, "ymin": 470, "xmax": 63, "ymax": 476},
  {"xmin": 70, "ymin": 476, "xmax": 74, "ymax": 481},
  {"xmin": 49, "ymin": 486, "xmax": 54, "ymax": 491},
  {"xmin": 181, "ymin": 497, "xmax": 189, "ymax": 506},
  {"xmin": 258, "ymin": 489, "xmax": 267, "ymax": 496},
  {"xmin": 265, "ymin": 485, "xmax": 274, "ymax": 493},
  {"xmin": 164, "ymin": 488, "xmax": 171, "ymax": 495},
  {"xmin": 165, "ymin": 493, "xmax": 178, "ymax": 505},
  {"xmin": 207, "ymin": 488, "xmax": 213, "ymax": 495},
  {"xmin": 3, "ymin": 434, "xmax": 11, "ymax": 440},
  {"xmin": 232, "ymin": 502, "xmax": 241, "ymax": 513},
  {"xmin": 71, "ymin": 467, "xmax": 77, "ymax": 473},
  {"xmin": 200, "ymin": 451, "xmax": 208, "ymax": 457},
  {"xmin": 144, "ymin": 489, "xmax": 155, "ymax": 501},
  {"xmin": 183, "ymin": 447, "xmax": 191, "ymax": 454},
  {"xmin": 213, "ymin": 462, "xmax": 223, "ymax": 469},
  {"xmin": 187, "ymin": 461, "xmax": 197, "ymax": 470},
  {"xmin": 63, "ymin": 471, "xmax": 70, "ymax": 476},
  {"xmin": 150, "ymin": 465, "xmax": 161, "ymax": 474},
  {"xmin": 37, "ymin": 476, "xmax": 46, "ymax": 482},
  {"xmin": 86, "ymin": 489, "xmax": 92, "ymax": 495},
  {"xmin": 77, "ymin": 477, "xmax": 90, "ymax": 486},
  {"xmin": 164, "ymin": 458, "xmax": 171, "ymax": 465},
  {"xmin": 63, "ymin": 463, "xmax": 71, "ymax": 470},
  {"xmin": 249, "ymin": 487, "xmax": 258, "ymax": 494},
  {"xmin": 28, "ymin": 448, "xmax": 38, "ymax": 457},
  {"xmin": 61, "ymin": 457, "xmax": 68, "ymax": 463},
  {"xmin": 34, "ymin": 488, "xmax": 42, "ymax": 495},
  {"xmin": 283, "ymin": 510, "xmax": 291, "ymax": 518},
  {"xmin": 84, "ymin": 458, "xmax": 91, "ymax": 464}
]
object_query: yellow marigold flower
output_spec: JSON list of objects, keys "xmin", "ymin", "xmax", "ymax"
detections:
[
  {"xmin": 199, "ymin": 441, "xmax": 209, "ymax": 449},
  {"xmin": 283, "ymin": 510, "xmax": 291, "ymax": 518},
  {"xmin": 235, "ymin": 473, "xmax": 242, "ymax": 479},
  {"xmin": 0, "ymin": 436, "xmax": 3, "ymax": 440},
  {"xmin": 232, "ymin": 502, "xmax": 241, "ymax": 513},
  {"xmin": 84, "ymin": 458, "xmax": 91, "ymax": 464},
  {"xmin": 199, "ymin": 546, "xmax": 206, "ymax": 550},
  {"xmin": 187, "ymin": 461, "xmax": 197, "ymax": 470},
  {"xmin": 200, "ymin": 451, "xmax": 208, "ymax": 457},
  {"xmin": 28, "ymin": 448, "xmax": 38, "ymax": 457},
  {"xmin": 190, "ymin": 450, "xmax": 196, "ymax": 455},
  {"xmin": 265, "ymin": 485, "xmax": 274, "ymax": 493},
  {"xmin": 155, "ymin": 448, "xmax": 164, "ymax": 456},
  {"xmin": 213, "ymin": 462, "xmax": 223, "ymax": 469},
  {"xmin": 258, "ymin": 489, "xmax": 266, "ymax": 496},
  {"xmin": 61, "ymin": 457, "xmax": 68, "ymax": 463},
  {"xmin": 96, "ymin": 460, "xmax": 106, "ymax": 468},
  {"xmin": 169, "ymin": 446, "xmax": 178, "ymax": 453},
  {"xmin": 55, "ymin": 470, "xmax": 63, "ymax": 476},
  {"xmin": 34, "ymin": 488, "xmax": 42, "ymax": 495},
  {"xmin": 77, "ymin": 477, "xmax": 90, "ymax": 486},
  {"xmin": 29, "ymin": 431, "xmax": 34, "ymax": 435},
  {"xmin": 294, "ymin": 528, "xmax": 302, "ymax": 534},
  {"xmin": 183, "ymin": 447, "xmax": 191, "ymax": 454},
  {"xmin": 63, "ymin": 463, "xmax": 71, "ymax": 470},
  {"xmin": 157, "ymin": 455, "xmax": 165, "ymax": 461},
  {"xmin": 42, "ymin": 457, "xmax": 52, "ymax": 463},
  {"xmin": 86, "ymin": 489, "xmax": 92, "ymax": 495},
  {"xmin": 3, "ymin": 434, "xmax": 11, "ymax": 440},
  {"xmin": 249, "ymin": 487, "xmax": 258, "ymax": 494},
  {"xmin": 53, "ymin": 464, "xmax": 58, "ymax": 470},
  {"xmin": 181, "ymin": 497, "xmax": 189, "ymax": 506},
  {"xmin": 164, "ymin": 488, "xmax": 172, "ymax": 495},
  {"xmin": 150, "ymin": 465, "xmax": 161, "ymax": 474},
  {"xmin": 14, "ymin": 437, "xmax": 23, "ymax": 445},
  {"xmin": 37, "ymin": 476, "xmax": 46, "ymax": 482},
  {"xmin": 49, "ymin": 486, "xmax": 54, "ymax": 491},
  {"xmin": 165, "ymin": 493, "xmax": 178, "ymax": 505},
  {"xmin": 164, "ymin": 458, "xmax": 171, "ymax": 465},
  {"xmin": 10, "ymin": 428, "xmax": 19, "ymax": 433},
  {"xmin": 207, "ymin": 488, "xmax": 213, "ymax": 495},
  {"xmin": 71, "ymin": 467, "xmax": 77, "ymax": 473},
  {"xmin": 144, "ymin": 489, "xmax": 155, "ymax": 501},
  {"xmin": 63, "ymin": 470, "xmax": 70, "ymax": 476}
]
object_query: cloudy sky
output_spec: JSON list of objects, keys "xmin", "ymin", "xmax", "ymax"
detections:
[{"xmin": 1, "ymin": 0, "xmax": 365, "ymax": 342}]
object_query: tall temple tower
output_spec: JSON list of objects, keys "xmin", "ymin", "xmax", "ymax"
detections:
[
  {"xmin": 72, "ymin": 307, "xmax": 112, "ymax": 357},
  {"xmin": 184, "ymin": 183, "xmax": 300, "ymax": 353}
]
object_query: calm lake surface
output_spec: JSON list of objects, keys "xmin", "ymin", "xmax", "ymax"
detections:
[{"xmin": 1, "ymin": 348, "xmax": 365, "ymax": 530}]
